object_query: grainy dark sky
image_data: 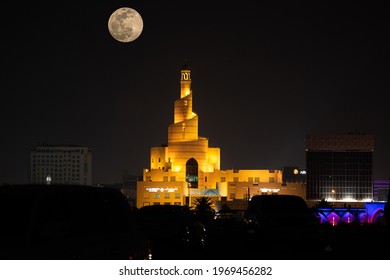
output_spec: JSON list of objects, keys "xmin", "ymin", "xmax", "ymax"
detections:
[{"xmin": 2, "ymin": 0, "xmax": 389, "ymax": 184}]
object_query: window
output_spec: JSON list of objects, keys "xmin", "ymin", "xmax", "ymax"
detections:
[
  {"xmin": 164, "ymin": 193, "xmax": 170, "ymax": 199},
  {"xmin": 154, "ymin": 193, "xmax": 160, "ymax": 199},
  {"xmin": 146, "ymin": 176, "xmax": 151, "ymax": 182},
  {"xmin": 164, "ymin": 202, "xmax": 170, "ymax": 205},
  {"xmin": 174, "ymin": 202, "xmax": 181, "ymax": 206},
  {"xmin": 254, "ymin": 177, "xmax": 259, "ymax": 183},
  {"xmin": 205, "ymin": 176, "xmax": 208, "ymax": 182},
  {"xmin": 186, "ymin": 158, "xmax": 198, "ymax": 188},
  {"xmin": 163, "ymin": 176, "xmax": 168, "ymax": 182},
  {"xmin": 248, "ymin": 177, "xmax": 253, "ymax": 183},
  {"xmin": 170, "ymin": 176, "xmax": 176, "ymax": 182},
  {"xmin": 175, "ymin": 193, "xmax": 180, "ymax": 199},
  {"xmin": 229, "ymin": 193, "xmax": 235, "ymax": 200},
  {"xmin": 233, "ymin": 177, "xmax": 238, "ymax": 182},
  {"xmin": 221, "ymin": 177, "xmax": 226, "ymax": 182},
  {"xmin": 154, "ymin": 202, "xmax": 160, "ymax": 205},
  {"xmin": 269, "ymin": 177, "xmax": 275, "ymax": 183}
]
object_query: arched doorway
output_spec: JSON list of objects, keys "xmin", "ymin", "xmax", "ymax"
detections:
[{"xmin": 186, "ymin": 158, "xmax": 198, "ymax": 188}]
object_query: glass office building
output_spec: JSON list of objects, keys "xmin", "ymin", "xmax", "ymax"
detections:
[{"xmin": 305, "ymin": 133, "xmax": 374, "ymax": 202}]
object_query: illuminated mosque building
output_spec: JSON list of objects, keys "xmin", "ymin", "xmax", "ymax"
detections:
[{"xmin": 136, "ymin": 64, "xmax": 305, "ymax": 209}]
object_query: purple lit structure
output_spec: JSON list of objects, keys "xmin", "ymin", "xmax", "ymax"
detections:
[{"xmin": 314, "ymin": 202, "xmax": 386, "ymax": 226}]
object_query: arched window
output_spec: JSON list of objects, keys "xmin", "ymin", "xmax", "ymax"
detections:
[{"xmin": 186, "ymin": 158, "xmax": 198, "ymax": 188}]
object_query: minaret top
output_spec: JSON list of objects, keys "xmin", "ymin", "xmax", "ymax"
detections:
[{"xmin": 180, "ymin": 63, "xmax": 191, "ymax": 98}]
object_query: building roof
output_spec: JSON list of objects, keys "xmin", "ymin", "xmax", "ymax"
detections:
[{"xmin": 305, "ymin": 133, "xmax": 374, "ymax": 151}]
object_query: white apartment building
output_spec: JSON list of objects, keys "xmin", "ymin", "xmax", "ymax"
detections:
[{"xmin": 30, "ymin": 143, "xmax": 92, "ymax": 185}]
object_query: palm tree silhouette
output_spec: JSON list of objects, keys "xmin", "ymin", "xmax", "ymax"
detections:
[{"xmin": 193, "ymin": 196, "xmax": 215, "ymax": 226}]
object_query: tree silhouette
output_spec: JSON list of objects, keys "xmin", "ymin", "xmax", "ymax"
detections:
[
  {"xmin": 193, "ymin": 196, "xmax": 215, "ymax": 226},
  {"xmin": 194, "ymin": 196, "xmax": 213, "ymax": 211}
]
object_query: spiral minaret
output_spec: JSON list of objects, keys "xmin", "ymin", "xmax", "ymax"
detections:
[{"xmin": 168, "ymin": 64, "xmax": 198, "ymax": 143}]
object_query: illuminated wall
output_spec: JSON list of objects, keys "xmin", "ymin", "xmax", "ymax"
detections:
[
  {"xmin": 315, "ymin": 202, "xmax": 386, "ymax": 225},
  {"xmin": 137, "ymin": 181, "xmax": 187, "ymax": 208}
]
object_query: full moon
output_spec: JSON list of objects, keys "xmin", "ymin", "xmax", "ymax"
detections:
[{"xmin": 108, "ymin": 7, "xmax": 143, "ymax": 43}]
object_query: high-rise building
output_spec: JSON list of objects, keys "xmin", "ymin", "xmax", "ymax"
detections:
[
  {"xmin": 30, "ymin": 143, "xmax": 92, "ymax": 185},
  {"xmin": 136, "ymin": 64, "xmax": 304, "ymax": 208},
  {"xmin": 305, "ymin": 133, "xmax": 374, "ymax": 203}
]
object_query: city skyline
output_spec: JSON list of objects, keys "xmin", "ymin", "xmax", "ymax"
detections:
[{"xmin": 2, "ymin": 1, "xmax": 389, "ymax": 184}]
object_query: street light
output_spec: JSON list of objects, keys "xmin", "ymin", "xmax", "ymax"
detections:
[
  {"xmin": 187, "ymin": 182, "xmax": 191, "ymax": 207},
  {"xmin": 246, "ymin": 187, "xmax": 250, "ymax": 209},
  {"xmin": 46, "ymin": 175, "xmax": 52, "ymax": 185}
]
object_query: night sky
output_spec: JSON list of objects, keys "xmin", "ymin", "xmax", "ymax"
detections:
[{"xmin": 2, "ymin": 1, "xmax": 389, "ymax": 184}]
